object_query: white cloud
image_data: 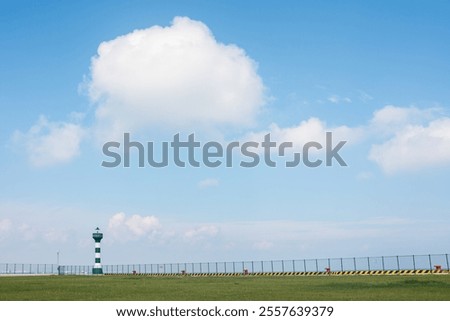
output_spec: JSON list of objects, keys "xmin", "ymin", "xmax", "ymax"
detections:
[
  {"xmin": 246, "ymin": 117, "xmax": 363, "ymax": 151},
  {"xmin": 126, "ymin": 214, "xmax": 160, "ymax": 237},
  {"xmin": 43, "ymin": 229, "xmax": 69, "ymax": 243},
  {"xmin": 0, "ymin": 218, "xmax": 12, "ymax": 238},
  {"xmin": 88, "ymin": 16, "xmax": 265, "ymax": 139},
  {"xmin": 0, "ymin": 218, "xmax": 12, "ymax": 231},
  {"xmin": 184, "ymin": 225, "xmax": 219, "ymax": 242},
  {"xmin": 327, "ymin": 95, "xmax": 351, "ymax": 104},
  {"xmin": 369, "ymin": 118, "xmax": 450, "ymax": 173},
  {"xmin": 370, "ymin": 105, "xmax": 439, "ymax": 134},
  {"xmin": 198, "ymin": 178, "xmax": 219, "ymax": 188},
  {"xmin": 0, "ymin": 216, "xmax": 72, "ymax": 243},
  {"xmin": 13, "ymin": 116, "xmax": 85, "ymax": 167},
  {"xmin": 108, "ymin": 212, "xmax": 160, "ymax": 240}
]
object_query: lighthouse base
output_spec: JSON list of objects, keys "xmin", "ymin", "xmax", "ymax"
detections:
[{"xmin": 92, "ymin": 268, "xmax": 103, "ymax": 275}]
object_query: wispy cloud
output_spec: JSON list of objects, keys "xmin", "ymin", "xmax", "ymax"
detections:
[
  {"xmin": 358, "ymin": 90, "xmax": 373, "ymax": 103},
  {"xmin": 327, "ymin": 95, "xmax": 352, "ymax": 104},
  {"xmin": 184, "ymin": 225, "xmax": 219, "ymax": 243},
  {"xmin": 198, "ymin": 178, "xmax": 219, "ymax": 188}
]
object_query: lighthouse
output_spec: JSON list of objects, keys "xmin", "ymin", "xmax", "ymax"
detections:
[{"xmin": 92, "ymin": 227, "xmax": 103, "ymax": 275}]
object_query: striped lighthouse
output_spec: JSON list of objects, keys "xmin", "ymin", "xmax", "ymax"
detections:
[{"xmin": 92, "ymin": 227, "xmax": 103, "ymax": 275}]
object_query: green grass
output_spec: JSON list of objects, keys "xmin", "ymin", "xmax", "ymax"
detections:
[{"xmin": 0, "ymin": 275, "xmax": 449, "ymax": 300}]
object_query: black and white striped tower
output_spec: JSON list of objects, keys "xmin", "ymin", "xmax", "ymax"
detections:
[{"xmin": 92, "ymin": 227, "xmax": 103, "ymax": 275}]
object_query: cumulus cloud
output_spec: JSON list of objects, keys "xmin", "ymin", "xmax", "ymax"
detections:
[
  {"xmin": 370, "ymin": 105, "xmax": 439, "ymax": 135},
  {"xmin": 13, "ymin": 116, "xmax": 85, "ymax": 167},
  {"xmin": 246, "ymin": 117, "xmax": 363, "ymax": 152},
  {"xmin": 369, "ymin": 118, "xmax": 450, "ymax": 173},
  {"xmin": 108, "ymin": 212, "xmax": 160, "ymax": 240},
  {"xmin": 87, "ymin": 16, "xmax": 265, "ymax": 139}
]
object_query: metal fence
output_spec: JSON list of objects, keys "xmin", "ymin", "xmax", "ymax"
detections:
[
  {"xmin": 2, "ymin": 254, "xmax": 449, "ymax": 275},
  {"xmin": 0, "ymin": 263, "xmax": 59, "ymax": 275},
  {"xmin": 100, "ymin": 254, "xmax": 449, "ymax": 275}
]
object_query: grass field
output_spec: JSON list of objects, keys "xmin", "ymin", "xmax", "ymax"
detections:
[{"xmin": 1, "ymin": 274, "xmax": 449, "ymax": 301}]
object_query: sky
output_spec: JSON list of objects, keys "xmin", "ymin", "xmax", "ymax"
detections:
[{"xmin": 1, "ymin": 0, "xmax": 450, "ymax": 266}]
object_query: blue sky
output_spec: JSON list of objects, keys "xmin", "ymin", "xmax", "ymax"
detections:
[{"xmin": 1, "ymin": 1, "xmax": 450, "ymax": 266}]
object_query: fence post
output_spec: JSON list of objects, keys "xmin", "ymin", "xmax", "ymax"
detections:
[
  {"xmin": 446, "ymin": 254, "xmax": 449, "ymax": 271},
  {"xmin": 340, "ymin": 258, "xmax": 343, "ymax": 272},
  {"xmin": 327, "ymin": 258, "xmax": 331, "ymax": 270},
  {"xmin": 282, "ymin": 260, "xmax": 285, "ymax": 273},
  {"xmin": 293, "ymin": 260, "xmax": 295, "ymax": 272},
  {"xmin": 271, "ymin": 261, "xmax": 273, "ymax": 273},
  {"xmin": 353, "ymin": 257, "xmax": 356, "ymax": 271},
  {"xmin": 233, "ymin": 262, "xmax": 235, "ymax": 273},
  {"xmin": 251, "ymin": 261, "xmax": 254, "ymax": 273},
  {"xmin": 303, "ymin": 260, "xmax": 306, "ymax": 272},
  {"xmin": 396, "ymin": 256, "xmax": 400, "ymax": 271},
  {"xmin": 367, "ymin": 257, "xmax": 370, "ymax": 271},
  {"xmin": 428, "ymin": 255, "xmax": 432, "ymax": 270},
  {"xmin": 315, "ymin": 259, "xmax": 318, "ymax": 272},
  {"xmin": 382, "ymin": 256, "xmax": 385, "ymax": 271},
  {"xmin": 412, "ymin": 255, "xmax": 416, "ymax": 270}
]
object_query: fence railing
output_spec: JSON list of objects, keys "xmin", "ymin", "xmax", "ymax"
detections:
[
  {"xmin": 99, "ymin": 254, "xmax": 449, "ymax": 275},
  {"xmin": 2, "ymin": 254, "xmax": 449, "ymax": 275},
  {"xmin": 0, "ymin": 263, "xmax": 59, "ymax": 275}
]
